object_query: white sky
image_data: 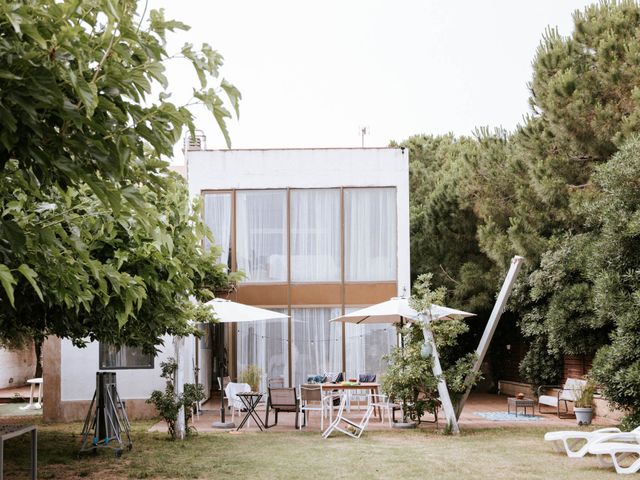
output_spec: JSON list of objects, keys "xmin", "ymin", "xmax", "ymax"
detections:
[{"xmin": 148, "ymin": 0, "xmax": 595, "ymax": 160}]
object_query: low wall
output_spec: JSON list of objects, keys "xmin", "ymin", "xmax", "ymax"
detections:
[{"xmin": 498, "ymin": 379, "xmax": 624, "ymax": 421}]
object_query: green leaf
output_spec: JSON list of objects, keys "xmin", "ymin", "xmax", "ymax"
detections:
[
  {"xmin": 0, "ymin": 72, "xmax": 23, "ymax": 80},
  {"xmin": 0, "ymin": 265, "xmax": 16, "ymax": 308},
  {"xmin": 5, "ymin": 12, "xmax": 23, "ymax": 35},
  {"xmin": 21, "ymin": 22, "xmax": 47, "ymax": 49},
  {"xmin": 75, "ymin": 79, "xmax": 98, "ymax": 118},
  {"xmin": 221, "ymin": 79, "xmax": 241, "ymax": 118},
  {"xmin": 17, "ymin": 264, "xmax": 44, "ymax": 302}
]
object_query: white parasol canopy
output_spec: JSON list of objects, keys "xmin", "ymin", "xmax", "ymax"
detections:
[
  {"xmin": 330, "ymin": 296, "xmax": 475, "ymax": 324},
  {"xmin": 205, "ymin": 298, "xmax": 289, "ymax": 323}
]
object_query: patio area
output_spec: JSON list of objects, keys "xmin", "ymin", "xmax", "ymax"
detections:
[{"xmin": 149, "ymin": 392, "xmax": 618, "ymax": 434}]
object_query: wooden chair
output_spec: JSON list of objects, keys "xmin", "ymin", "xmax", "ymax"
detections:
[
  {"xmin": 265, "ymin": 387, "xmax": 298, "ymax": 428},
  {"xmin": 267, "ymin": 377, "xmax": 285, "ymax": 388}
]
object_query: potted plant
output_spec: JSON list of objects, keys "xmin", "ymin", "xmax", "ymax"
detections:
[
  {"xmin": 574, "ymin": 379, "xmax": 596, "ymax": 426},
  {"xmin": 239, "ymin": 364, "xmax": 263, "ymax": 392}
]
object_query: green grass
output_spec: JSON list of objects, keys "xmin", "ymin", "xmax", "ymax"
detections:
[{"xmin": 2, "ymin": 420, "xmax": 622, "ymax": 479}]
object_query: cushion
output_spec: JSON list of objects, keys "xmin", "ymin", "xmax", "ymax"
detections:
[
  {"xmin": 539, "ymin": 394, "xmax": 559, "ymax": 407},
  {"xmin": 324, "ymin": 372, "xmax": 343, "ymax": 383}
]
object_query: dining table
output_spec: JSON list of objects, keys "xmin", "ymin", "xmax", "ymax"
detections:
[{"xmin": 302, "ymin": 382, "xmax": 382, "ymax": 419}]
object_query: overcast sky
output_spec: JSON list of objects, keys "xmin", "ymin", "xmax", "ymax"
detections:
[{"xmin": 149, "ymin": 0, "xmax": 595, "ymax": 160}]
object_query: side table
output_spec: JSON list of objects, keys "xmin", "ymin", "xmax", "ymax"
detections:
[
  {"xmin": 19, "ymin": 378, "xmax": 43, "ymax": 410},
  {"xmin": 0, "ymin": 424, "xmax": 37, "ymax": 480},
  {"xmin": 236, "ymin": 392, "xmax": 266, "ymax": 431},
  {"xmin": 507, "ymin": 397, "xmax": 535, "ymax": 417}
]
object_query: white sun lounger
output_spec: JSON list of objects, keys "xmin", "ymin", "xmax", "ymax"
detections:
[
  {"xmin": 588, "ymin": 440, "xmax": 640, "ymax": 475},
  {"xmin": 544, "ymin": 427, "xmax": 632, "ymax": 457}
]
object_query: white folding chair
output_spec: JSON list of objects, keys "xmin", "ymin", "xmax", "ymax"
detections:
[
  {"xmin": 368, "ymin": 393, "xmax": 397, "ymax": 427},
  {"xmin": 322, "ymin": 393, "xmax": 374, "ymax": 439},
  {"xmin": 225, "ymin": 382, "xmax": 251, "ymax": 424}
]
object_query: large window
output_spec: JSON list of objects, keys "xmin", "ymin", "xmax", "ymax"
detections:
[
  {"xmin": 291, "ymin": 308, "xmax": 342, "ymax": 387},
  {"xmin": 290, "ymin": 189, "xmax": 340, "ymax": 282},
  {"xmin": 345, "ymin": 320, "xmax": 397, "ymax": 380},
  {"xmin": 99, "ymin": 344, "xmax": 154, "ymax": 370},
  {"xmin": 203, "ymin": 192, "xmax": 232, "ymax": 267},
  {"xmin": 344, "ymin": 188, "xmax": 397, "ymax": 281},
  {"xmin": 236, "ymin": 190, "xmax": 288, "ymax": 282},
  {"xmin": 236, "ymin": 309, "xmax": 289, "ymax": 391}
]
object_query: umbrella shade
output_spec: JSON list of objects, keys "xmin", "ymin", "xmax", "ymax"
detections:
[
  {"xmin": 205, "ymin": 298, "xmax": 289, "ymax": 323},
  {"xmin": 330, "ymin": 297, "xmax": 475, "ymax": 324}
]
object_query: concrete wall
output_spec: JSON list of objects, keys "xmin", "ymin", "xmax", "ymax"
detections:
[
  {"xmin": 187, "ymin": 147, "xmax": 411, "ymax": 294},
  {"xmin": 0, "ymin": 344, "xmax": 36, "ymax": 388},
  {"xmin": 45, "ymin": 335, "xmax": 206, "ymax": 422}
]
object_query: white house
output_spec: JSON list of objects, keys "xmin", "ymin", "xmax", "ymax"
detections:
[
  {"xmin": 188, "ymin": 147, "xmax": 410, "ymax": 389},
  {"xmin": 43, "ymin": 146, "xmax": 409, "ymax": 421}
]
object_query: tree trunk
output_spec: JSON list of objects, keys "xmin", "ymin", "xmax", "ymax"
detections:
[{"xmin": 34, "ymin": 339, "xmax": 43, "ymax": 378}]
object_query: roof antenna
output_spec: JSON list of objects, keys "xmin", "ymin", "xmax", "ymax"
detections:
[{"xmin": 359, "ymin": 126, "xmax": 369, "ymax": 147}]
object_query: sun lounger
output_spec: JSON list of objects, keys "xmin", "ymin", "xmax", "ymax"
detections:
[
  {"xmin": 544, "ymin": 427, "xmax": 625, "ymax": 457},
  {"xmin": 588, "ymin": 440, "xmax": 640, "ymax": 474}
]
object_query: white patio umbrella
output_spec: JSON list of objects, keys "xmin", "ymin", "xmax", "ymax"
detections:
[
  {"xmin": 330, "ymin": 296, "xmax": 475, "ymax": 434},
  {"xmin": 330, "ymin": 296, "xmax": 475, "ymax": 325},
  {"xmin": 204, "ymin": 298, "xmax": 289, "ymax": 428}
]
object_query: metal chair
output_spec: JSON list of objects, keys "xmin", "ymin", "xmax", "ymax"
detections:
[
  {"xmin": 299, "ymin": 384, "xmax": 334, "ymax": 430},
  {"xmin": 265, "ymin": 387, "xmax": 299, "ymax": 428},
  {"xmin": 322, "ymin": 393, "xmax": 374, "ymax": 439}
]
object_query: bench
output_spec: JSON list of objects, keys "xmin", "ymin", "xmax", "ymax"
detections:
[{"xmin": 537, "ymin": 378, "xmax": 586, "ymax": 417}]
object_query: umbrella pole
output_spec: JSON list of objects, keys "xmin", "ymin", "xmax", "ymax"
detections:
[
  {"xmin": 212, "ymin": 323, "xmax": 235, "ymax": 429},
  {"xmin": 421, "ymin": 317, "xmax": 460, "ymax": 434}
]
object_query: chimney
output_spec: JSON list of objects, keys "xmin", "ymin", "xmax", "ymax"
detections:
[{"xmin": 185, "ymin": 130, "xmax": 206, "ymax": 151}]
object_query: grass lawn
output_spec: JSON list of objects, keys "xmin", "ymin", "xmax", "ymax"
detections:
[{"xmin": 2, "ymin": 420, "xmax": 621, "ymax": 479}]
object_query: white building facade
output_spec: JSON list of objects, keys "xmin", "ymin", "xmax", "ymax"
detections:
[{"xmin": 188, "ymin": 147, "xmax": 410, "ymax": 389}]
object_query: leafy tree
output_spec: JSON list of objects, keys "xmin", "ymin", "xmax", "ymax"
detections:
[
  {"xmin": 398, "ymin": 133, "xmax": 496, "ymax": 314},
  {"xmin": 0, "ymin": 1, "xmax": 240, "ymax": 353},
  {"xmin": 584, "ymin": 137, "xmax": 640, "ymax": 428},
  {"xmin": 461, "ymin": 1, "xmax": 640, "ymax": 387},
  {"xmin": 381, "ymin": 274, "xmax": 477, "ymax": 423}
]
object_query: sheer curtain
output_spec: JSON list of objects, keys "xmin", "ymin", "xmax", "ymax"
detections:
[
  {"xmin": 236, "ymin": 309, "xmax": 289, "ymax": 390},
  {"xmin": 290, "ymin": 189, "xmax": 340, "ymax": 282},
  {"xmin": 236, "ymin": 190, "xmax": 287, "ymax": 282},
  {"xmin": 344, "ymin": 307, "xmax": 397, "ymax": 380},
  {"xmin": 344, "ymin": 187, "xmax": 397, "ymax": 281},
  {"xmin": 203, "ymin": 193, "xmax": 232, "ymax": 267},
  {"xmin": 99, "ymin": 344, "xmax": 154, "ymax": 369},
  {"xmin": 291, "ymin": 308, "xmax": 342, "ymax": 387}
]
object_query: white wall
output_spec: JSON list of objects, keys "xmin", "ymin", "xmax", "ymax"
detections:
[
  {"xmin": 187, "ymin": 147, "xmax": 410, "ymax": 293},
  {"xmin": 0, "ymin": 345, "xmax": 36, "ymax": 388},
  {"xmin": 60, "ymin": 335, "xmax": 200, "ymax": 401}
]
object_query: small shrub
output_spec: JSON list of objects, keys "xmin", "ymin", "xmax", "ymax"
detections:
[{"xmin": 147, "ymin": 358, "xmax": 205, "ymax": 440}]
